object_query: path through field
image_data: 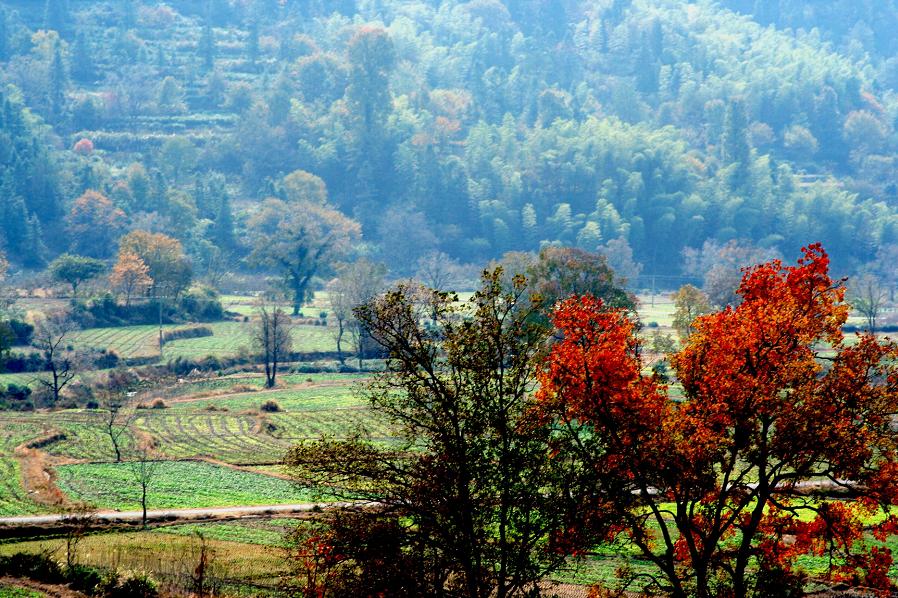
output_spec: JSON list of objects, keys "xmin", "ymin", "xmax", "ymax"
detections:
[{"xmin": 0, "ymin": 501, "xmax": 358, "ymax": 527}]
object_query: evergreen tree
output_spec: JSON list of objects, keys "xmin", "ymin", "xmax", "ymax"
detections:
[
  {"xmin": 48, "ymin": 38, "xmax": 68, "ymax": 121},
  {"xmin": 199, "ymin": 22, "xmax": 215, "ymax": 71},
  {"xmin": 246, "ymin": 19, "xmax": 260, "ymax": 71},
  {"xmin": 71, "ymin": 32, "xmax": 95, "ymax": 83},
  {"xmin": 722, "ymin": 98, "xmax": 751, "ymax": 191},
  {"xmin": 43, "ymin": 0, "xmax": 70, "ymax": 36},
  {"xmin": 212, "ymin": 192, "xmax": 235, "ymax": 251},
  {"xmin": 0, "ymin": 9, "xmax": 9, "ymax": 62}
]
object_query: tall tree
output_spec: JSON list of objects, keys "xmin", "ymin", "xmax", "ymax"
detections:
[
  {"xmin": 128, "ymin": 444, "xmax": 161, "ymax": 529},
  {"xmin": 248, "ymin": 198, "xmax": 360, "ymax": 315},
  {"xmin": 49, "ymin": 254, "xmax": 104, "ymax": 297},
  {"xmin": 119, "ymin": 231, "xmax": 192, "ymax": 298},
  {"xmin": 848, "ymin": 272, "xmax": 888, "ymax": 333},
  {"xmin": 537, "ymin": 245, "xmax": 898, "ymax": 597},
  {"xmin": 287, "ymin": 271, "xmax": 580, "ymax": 597},
  {"xmin": 48, "ymin": 37, "xmax": 67, "ymax": 120},
  {"xmin": 199, "ymin": 21, "xmax": 215, "ymax": 71},
  {"xmin": 722, "ymin": 97, "xmax": 751, "ymax": 191},
  {"xmin": 671, "ymin": 283, "xmax": 712, "ymax": 340},
  {"xmin": 326, "ymin": 259, "xmax": 386, "ymax": 367},
  {"xmin": 65, "ymin": 190, "xmax": 127, "ymax": 259},
  {"xmin": 252, "ymin": 302, "xmax": 293, "ymax": 388},
  {"xmin": 32, "ymin": 310, "xmax": 81, "ymax": 404},
  {"xmin": 109, "ymin": 250, "xmax": 153, "ymax": 307}
]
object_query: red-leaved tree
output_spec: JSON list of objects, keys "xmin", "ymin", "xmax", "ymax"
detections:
[{"xmin": 537, "ymin": 244, "xmax": 898, "ymax": 597}]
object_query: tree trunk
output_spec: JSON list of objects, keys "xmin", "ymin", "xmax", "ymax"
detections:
[
  {"xmin": 141, "ymin": 483, "xmax": 148, "ymax": 528},
  {"xmin": 336, "ymin": 320, "xmax": 344, "ymax": 364}
]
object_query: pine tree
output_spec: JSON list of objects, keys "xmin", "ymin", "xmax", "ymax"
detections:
[
  {"xmin": 212, "ymin": 192, "xmax": 235, "ymax": 251},
  {"xmin": 43, "ymin": 0, "xmax": 69, "ymax": 36},
  {"xmin": 48, "ymin": 38, "xmax": 68, "ymax": 120},
  {"xmin": 246, "ymin": 19, "xmax": 259, "ymax": 70},
  {"xmin": 0, "ymin": 9, "xmax": 9, "ymax": 62},
  {"xmin": 71, "ymin": 32, "xmax": 95, "ymax": 83},
  {"xmin": 200, "ymin": 22, "xmax": 215, "ymax": 71},
  {"xmin": 722, "ymin": 98, "xmax": 751, "ymax": 191}
]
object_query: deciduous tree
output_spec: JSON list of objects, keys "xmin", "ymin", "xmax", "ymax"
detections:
[
  {"xmin": 119, "ymin": 230, "xmax": 192, "ymax": 298},
  {"xmin": 326, "ymin": 259, "xmax": 385, "ymax": 367},
  {"xmin": 287, "ymin": 271, "xmax": 579, "ymax": 598},
  {"xmin": 49, "ymin": 254, "xmax": 105, "ymax": 297},
  {"xmin": 848, "ymin": 272, "xmax": 888, "ymax": 334},
  {"xmin": 252, "ymin": 302, "xmax": 293, "ymax": 388},
  {"xmin": 248, "ymin": 198, "xmax": 360, "ymax": 315},
  {"xmin": 32, "ymin": 310, "xmax": 81, "ymax": 404},
  {"xmin": 537, "ymin": 245, "xmax": 898, "ymax": 597},
  {"xmin": 65, "ymin": 190, "xmax": 127, "ymax": 259},
  {"xmin": 670, "ymin": 284, "xmax": 712, "ymax": 340},
  {"xmin": 109, "ymin": 250, "xmax": 153, "ymax": 307}
]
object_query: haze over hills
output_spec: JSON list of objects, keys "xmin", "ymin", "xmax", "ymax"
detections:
[{"xmin": 0, "ymin": 0, "xmax": 896, "ymax": 285}]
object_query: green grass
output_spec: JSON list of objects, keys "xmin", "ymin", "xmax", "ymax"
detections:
[
  {"xmin": 154, "ymin": 518, "xmax": 305, "ymax": 547},
  {"xmin": 0, "ymin": 418, "xmax": 53, "ymax": 516},
  {"xmin": 0, "ymin": 587, "xmax": 45, "ymax": 598},
  {"xmin": 68, "ymin": 321, "xmax": 338, "ymax": 361},
  {"xmin": 55, "ymin": 460, "xmax": 315, "ymax": 511}
]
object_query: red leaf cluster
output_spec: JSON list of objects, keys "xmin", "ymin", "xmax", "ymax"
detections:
[{"xmin": 537, "ymin": 244, "xmax": 898, "ymax": 596}]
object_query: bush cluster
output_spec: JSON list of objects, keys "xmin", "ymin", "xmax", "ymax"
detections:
[
  {"xmin": 0, "ymin": 553, "xmax": 159, "ymax": 597},
  {"xmin": 160, "ymin": 325, "xmax": 214, "ymax": 344}
]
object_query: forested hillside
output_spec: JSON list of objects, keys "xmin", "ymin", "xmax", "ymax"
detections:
[{"xmin": 1, "ymin": 0, "xmax": 897, "ymax": 282}]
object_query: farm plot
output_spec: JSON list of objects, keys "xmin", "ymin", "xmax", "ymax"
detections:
[
  {"xmin": 163, "ymin": 321, "xmax": 336, "ymax": 358},
  {"xmin": 55, "ymin": 460, "xmax": 315, "ymax": 511},
  {"xmin": 165, "ymin": 384, "xmax": 365, "ymax": 413},
  {"xmin": 154, "ymin": 517, "xmax": 305, "ymax": 547},
  {"xmin": 67, "ymin": 321, "xmax": 338, "ymax": 362},
  {"xmin": 0, "ymin": 531, "xmax": 288, "ymax": 593},
  {"xmin": 0, "ymin": 418, "xmax": 51, "ymax": 516},
  {"xmin": 135, "ymin": 411, "xmax": 286, "ymax": 464},
  {"xmin": 72, "ymin": 325, "xmax": 164, "ymax": 359}
]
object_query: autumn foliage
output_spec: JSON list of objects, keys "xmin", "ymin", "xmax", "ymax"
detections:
[{"xmin": 537, "ymin": 244, "xmax": 898, "ymax": 597}]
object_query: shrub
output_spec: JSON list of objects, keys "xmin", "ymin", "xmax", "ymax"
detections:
[
  {"xmin": 102, "ymin": 570, "xmax": 159, "ymax": 598},
  {"xmin": 8, "ymin": 319, "xmax": 34, "ymax": 345},
  {"xmin": 0, "ymin": 552, "xmax": 64, "ymax": 583},
  {"xmin": 260, "ymin": 399, "xmax": 282, "ymax": 413},
  {"xmin": 67, "ymin": 563, "xmax": 104, "ymax": 595},
  {"xmin": 0, "ymin": 383, "xmax": 34, "ymax": 411},
  {"xmin": 160, "ymin": 325, "xmax": 213, "ymax": 344}
]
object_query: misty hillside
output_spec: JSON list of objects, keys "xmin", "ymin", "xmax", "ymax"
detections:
[{"xmin": 1, "ymin": 0, "xmax": 897, "ymax": 282}]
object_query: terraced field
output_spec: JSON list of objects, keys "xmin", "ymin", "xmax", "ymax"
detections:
[
  {"xmin": 0, "ymin": 374, "xmax": 374, "ymax": 515},
  {"xmin": 0, "ymin": 418, "xmax": 51, "ymax": 516},
  {"xmin": 55, "ymin": 460, "xmax": 315, "ymax": 511},
  {"xmin": 70, "ymin": 321, "xmax": 337, "ymax": 360}
]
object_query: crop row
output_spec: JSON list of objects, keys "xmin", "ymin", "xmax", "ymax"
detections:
[{"xmin": 55, "ymin": 461, "xmax": 315, "ymax": 511}]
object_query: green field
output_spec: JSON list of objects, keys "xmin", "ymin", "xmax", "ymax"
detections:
[
  {"xmin": 55, "ymin": 460, "xmax": 314, "ymax": 511},
  {"xmin": 0, "ymin": 373, "xmax": 370, "ymax": 515},
  {"xmin": 70, "ymin": 321, "xmax": 337, "ymax": 361}
]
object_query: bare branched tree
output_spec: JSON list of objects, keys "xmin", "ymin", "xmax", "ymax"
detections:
[
  {"xmin": 326, "ymin": 260, "xmax": 386, "ymax": 368},
  {"xmin": 849, "ymin": 272, "xmax": 888, "ymax": 333},
  {"xmin": 252, "ymin": 301, "xmax": 293, "ymax": 388},
  {"xmin": 32, "ymin": 310, "xmax": 82, "ymax": 404},
  {"xmin": 60, "ymin": 503, "xmax": 97, "ymax": 569},
  {"xmin": 128, "ymin": 444, "xmax": 161, "ymax": 529}
]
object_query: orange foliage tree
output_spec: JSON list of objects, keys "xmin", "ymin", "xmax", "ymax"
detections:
[
  {"xmin": 118, "ymin": 230, "xmax": 191, "ymax": 297},
  {"xmin": 65, "ymin": 190, "xmax": 127, "ymax": 258},
  {"xmin": 536, "ymin": 244, "xmax": 898, "ymax": 597},
  {"xmin": 109, "ymin": 250, "xmax": 153, "ymax": 307}
]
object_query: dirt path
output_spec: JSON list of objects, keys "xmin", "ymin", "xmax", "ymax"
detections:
[{"xmin": 0, "ymin": 501, "xmax": 360, "ymax": 527}]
